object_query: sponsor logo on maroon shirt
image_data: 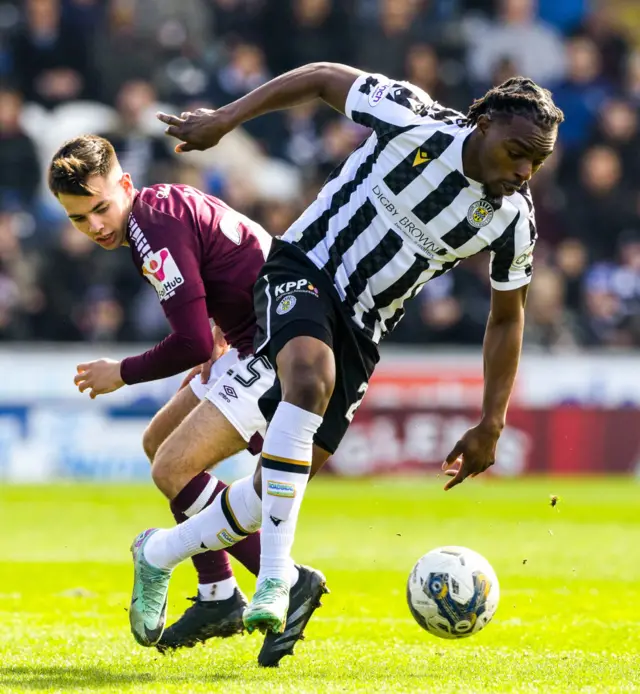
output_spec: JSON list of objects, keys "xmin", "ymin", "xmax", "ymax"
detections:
[{"xmin": 142, "ymin": 247, "xmax": 185, "ymax": 301}]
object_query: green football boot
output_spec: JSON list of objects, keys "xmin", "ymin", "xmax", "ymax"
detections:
[
  {"xmin": 243, "ymin": 578, "xmax": 290, "ymax": 634},
  {"xmin": 129, "ymin": 529, "xmax": 172, "ymax": 647}
]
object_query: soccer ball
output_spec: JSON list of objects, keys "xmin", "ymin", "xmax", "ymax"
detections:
[{"xmin": 406, "ymin": 546, "xmax": 500, "ymax": 639}]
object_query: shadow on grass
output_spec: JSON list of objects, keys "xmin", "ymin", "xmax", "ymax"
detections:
[{"xmin": 0, "ymin": 665, "xmax": 239, "ymax": 690}]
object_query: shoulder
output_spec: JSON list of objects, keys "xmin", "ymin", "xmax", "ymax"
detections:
[
  {"xmin": 347, "ymin": 72, "xmax": 466, "ymax": 129},
  {"xmin": 507, "ymin": 183, "xmax": 537, "ymax": 247},
  {"xmin": 509, "ymin": 182, "xmax": 535, "ymax": 221},
  {"xmin": 136, "ymin": 184, "xmax": 192, "ymax": 216},
  {"xmin": 134, "ymin": 184, "xmax": 207, "ymax": 231},
  {"xmin": 129, "ymin": 186, "xmax": 202, "ymax": 256}
]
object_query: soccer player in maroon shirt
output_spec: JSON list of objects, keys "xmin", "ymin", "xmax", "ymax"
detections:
[{"xmin": 47, "ymin": 135, "xmax": 327, "ymax": 663}]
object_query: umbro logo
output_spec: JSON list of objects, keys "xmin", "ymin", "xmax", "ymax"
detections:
[
  {"xmin": 223, "ymin": 385, "xmax": 238, "ymax": 399},
  {"xmin": 270, "ymin": 515, "xmax": 283, "ymax": 527}
]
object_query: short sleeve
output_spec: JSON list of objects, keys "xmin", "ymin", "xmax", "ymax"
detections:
[
  {"xmin": 489, "ymin": 201, "xmax": 537, "ymax": 291},
  {"xmin": 344, "ymin": 72, "xmax": 434, "ymax": 135}
]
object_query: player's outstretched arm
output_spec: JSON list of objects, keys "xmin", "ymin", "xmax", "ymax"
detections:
[
  {"xmin": 157, "ymin": 62, "xmax": 363, "ymax": 153},
  {"xmin": 74, "ymin": 298, "xmax": 216, "ymax": 400},
  {"xmin": 442, "ymin": 285, "xmax": 528, "ymax": 490},
  {"xmin": 120, "ymin": 298, "xmax": 214, "ymax": 386}
]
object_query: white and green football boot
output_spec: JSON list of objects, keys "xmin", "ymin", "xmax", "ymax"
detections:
[
  {"xmin": 243, "ymin": 578, "xmax": 290, "ymax": 634},
  {"xmin": 129, "ymin": 529, "xmax": 172, "ymax": 647}
]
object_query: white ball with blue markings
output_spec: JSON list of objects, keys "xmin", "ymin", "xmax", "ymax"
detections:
[{"xmin": 407, "ymin": 546, "xmax": 500, "ymax": 639}]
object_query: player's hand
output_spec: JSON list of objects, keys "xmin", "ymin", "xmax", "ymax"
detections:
[
  {"xmin": 74, "ymin": 359, "xmax": 125, "ymax": 399},
  {"xmin": 211, "ymin": 325, "xmax": 229, "ymax": 363},
  {"xmin": 441, "ymin": 423, "xmax": 500, "ymax": 491},
  {"xmin": 178, "ymin": 326, "xmax": 229, "ymax": 390},
  {"xmin": 157, "ymin": 107, "xmax": 237, "ymax": 153}
]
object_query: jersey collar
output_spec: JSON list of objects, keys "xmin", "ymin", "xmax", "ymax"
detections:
[{"xmin": 126, "ymin": 190, "xmax": 141, "ymax": 243}]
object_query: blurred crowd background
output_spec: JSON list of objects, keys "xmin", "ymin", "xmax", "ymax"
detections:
[{"xmin": 1, "ymin": 0, "xmax": 640, "ymax": 351}]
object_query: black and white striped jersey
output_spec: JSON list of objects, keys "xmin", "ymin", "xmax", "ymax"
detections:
[{"xmin": 282, "ymin": 72, "xmax": 537, "ymax": 344}]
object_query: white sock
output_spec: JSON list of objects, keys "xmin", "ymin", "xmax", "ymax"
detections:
[
  {"xmin": 143, "ymin": 523, "xmax": 203, "ymax": 570},
  {"xmin": 227, "ymin": 475, "xmax": 262, "ymax": 532},
  {"xmin": 259, "ymin": 402, "xmax": 322, "ymax": 585},
  {"xmin": 198, "ymin": 576, "xmax": 238, "ymax": 601},
  {"xmin": 142, "ymin": 475, "xmax": 262, "ymax": 570},
  {"xmin": 290, "ymin": 564, "xmax": 299, "ymax": 587}
]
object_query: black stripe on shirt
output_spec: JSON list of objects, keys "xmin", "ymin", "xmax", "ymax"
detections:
[
  {"xmin": 411, "ymin": 170, "xmax": 469, "ymax": 226},
  {"xmin": 360, "ymin": 253, "xmax": 431, "ymax": 335},
  {"xmin": 323, "ymin": 199, "xmax": 379, "ymax": 278},
  {"xmin": 298, "ymin": 122, "xmax": 416, "ymax": 253},
  {"xmin": 383, "ymin": 130, "xmax": 455, "ymax": 196},
  {"xmin": 489, "ymin": 213, "xmax": 520, "ymax": 283},
  {"xmin": 342, "ymin": 230, "xmax": 405, "ymax": 312}
]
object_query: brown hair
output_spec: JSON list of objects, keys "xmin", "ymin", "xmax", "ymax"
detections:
[{"xmin": 48, "ymin": 135, "xmax": 117, "ymax": 198}]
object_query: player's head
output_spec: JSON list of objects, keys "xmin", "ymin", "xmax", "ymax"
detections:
[
  {"xmin": 48, "ymin": 135, "xmax": 134, "ymax": 250},
  {"xmin": 466, "ymin": 77, "xmax": 564, "ymax": 198}
]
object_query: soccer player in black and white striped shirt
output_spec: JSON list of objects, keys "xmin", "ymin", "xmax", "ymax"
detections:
[{"xmin": 159, "ymin": 64, "xmax": 563, "ymax": 637}]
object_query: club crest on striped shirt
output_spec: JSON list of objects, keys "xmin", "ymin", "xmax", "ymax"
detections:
[
  {"xmin": 467, "ymin": 200, "xmax": 494, "ymax": 229},
  {"xmin": 276, "ymin": 294, "xmax": 297, "ymax": 315}
]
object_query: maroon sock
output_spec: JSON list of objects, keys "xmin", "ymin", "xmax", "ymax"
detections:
[
  {"xmin": 170, "ymin": 472, "xmax": 233, "ymax": 584},
  {"xmin": 171, "ymin": 471, "xmax": 262, "ymax": 580},
  {"xmin": 227, "ymin": 531, "xmax": 261, "ymax": 577}
]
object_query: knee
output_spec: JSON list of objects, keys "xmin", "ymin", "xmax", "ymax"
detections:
[
  {"xmin": 150, "ymin": 443, "xmax": 174, "ymax": 497},
  {"xmin": 285, "ymin": 362, "xmax": 333, "ymax": 412},
  {"xmin": 279, "ymin": 343, "xmax": 335, "ymax": 413},
  {"xmin": 142, "ymin": 424, "xmax": 160, "ymax": 463}
]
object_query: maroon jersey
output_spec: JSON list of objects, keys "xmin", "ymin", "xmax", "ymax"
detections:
[{"xmin": 120, "ymin": 184, "xmax": 271, "ymax": 385}]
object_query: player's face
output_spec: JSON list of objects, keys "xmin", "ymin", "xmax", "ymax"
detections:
[
  {"xmin": 58, "ymin": 170, "xmax": 134, "ymax": 250},
  {"xmin": 477, "ymin": 114, "xmax": 556, "ymax": 198}
]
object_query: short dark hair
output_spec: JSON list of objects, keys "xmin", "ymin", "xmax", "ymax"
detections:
[
  {"xmin": 48, "ymin": 135, "xmax": 117, "ymax": 198},
  {"xmin": 467, "ymin": 76, "xmax": 564, "ymax": 129}
]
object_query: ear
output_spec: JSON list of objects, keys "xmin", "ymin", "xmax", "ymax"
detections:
[
  {"xmin": 476, "ymin": 113, "xmax": 491, "ymax": 135},
  {"xmin": 120, "ymin": 172, "xmax": 134, "ymax": 193}
]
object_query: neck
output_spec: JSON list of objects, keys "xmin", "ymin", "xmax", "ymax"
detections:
[
  {"xmin": 461, "ymin": 128, "xmax": 484, "ymax": 182},
  {"xmin": 124, "ymin": 194, "xmax": 135, "ymax": 220},
  {"xmin": 121, "ymin": 192, "xmax": 136, "ymax": 246}
]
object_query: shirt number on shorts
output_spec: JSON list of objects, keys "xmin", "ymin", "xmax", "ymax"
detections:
[
  {"xmin": 346, "ymin": 382, "xmax": 369, "ymax": 423},
  {"xmin": 233, "ymin": 355, "xmax": 273, "ymax": 387}
]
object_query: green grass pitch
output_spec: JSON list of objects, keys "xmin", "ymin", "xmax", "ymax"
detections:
[{"xmin": 1, "ymin": 477, "xmax": 639, "ymax": 693}]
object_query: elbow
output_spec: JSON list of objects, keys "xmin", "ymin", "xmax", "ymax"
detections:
[
  {"xmin": 307, "ymin": 61, "xmax": 338, "ymax": 74},
  {"xmin": 308, "ymin": 61, "xmax": 341, "ymax": 88}
]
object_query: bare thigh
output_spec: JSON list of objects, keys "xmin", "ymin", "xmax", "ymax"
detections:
[
  {"xmin": 143, "ymin": 386, "xmax": 200, "ymax": 462},
  {"xmin": 152, "ymin": 399, "xmax": 247, "ymax": 499}
]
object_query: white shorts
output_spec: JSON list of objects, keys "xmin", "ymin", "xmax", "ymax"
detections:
[
  {"xmin": 189, "ymin": 348, "xmax": 275, "ymax": 443},
  {"xmin": 205, "ymin": 353, "xmax": 276, "ymax": 442},
  {"xmin": 187, "ymin": 348, "xmax": 266, "ymax": 481},
  {"xmin": 189, "ymin": 348, "xmax": 241, "ymax": 401}
]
